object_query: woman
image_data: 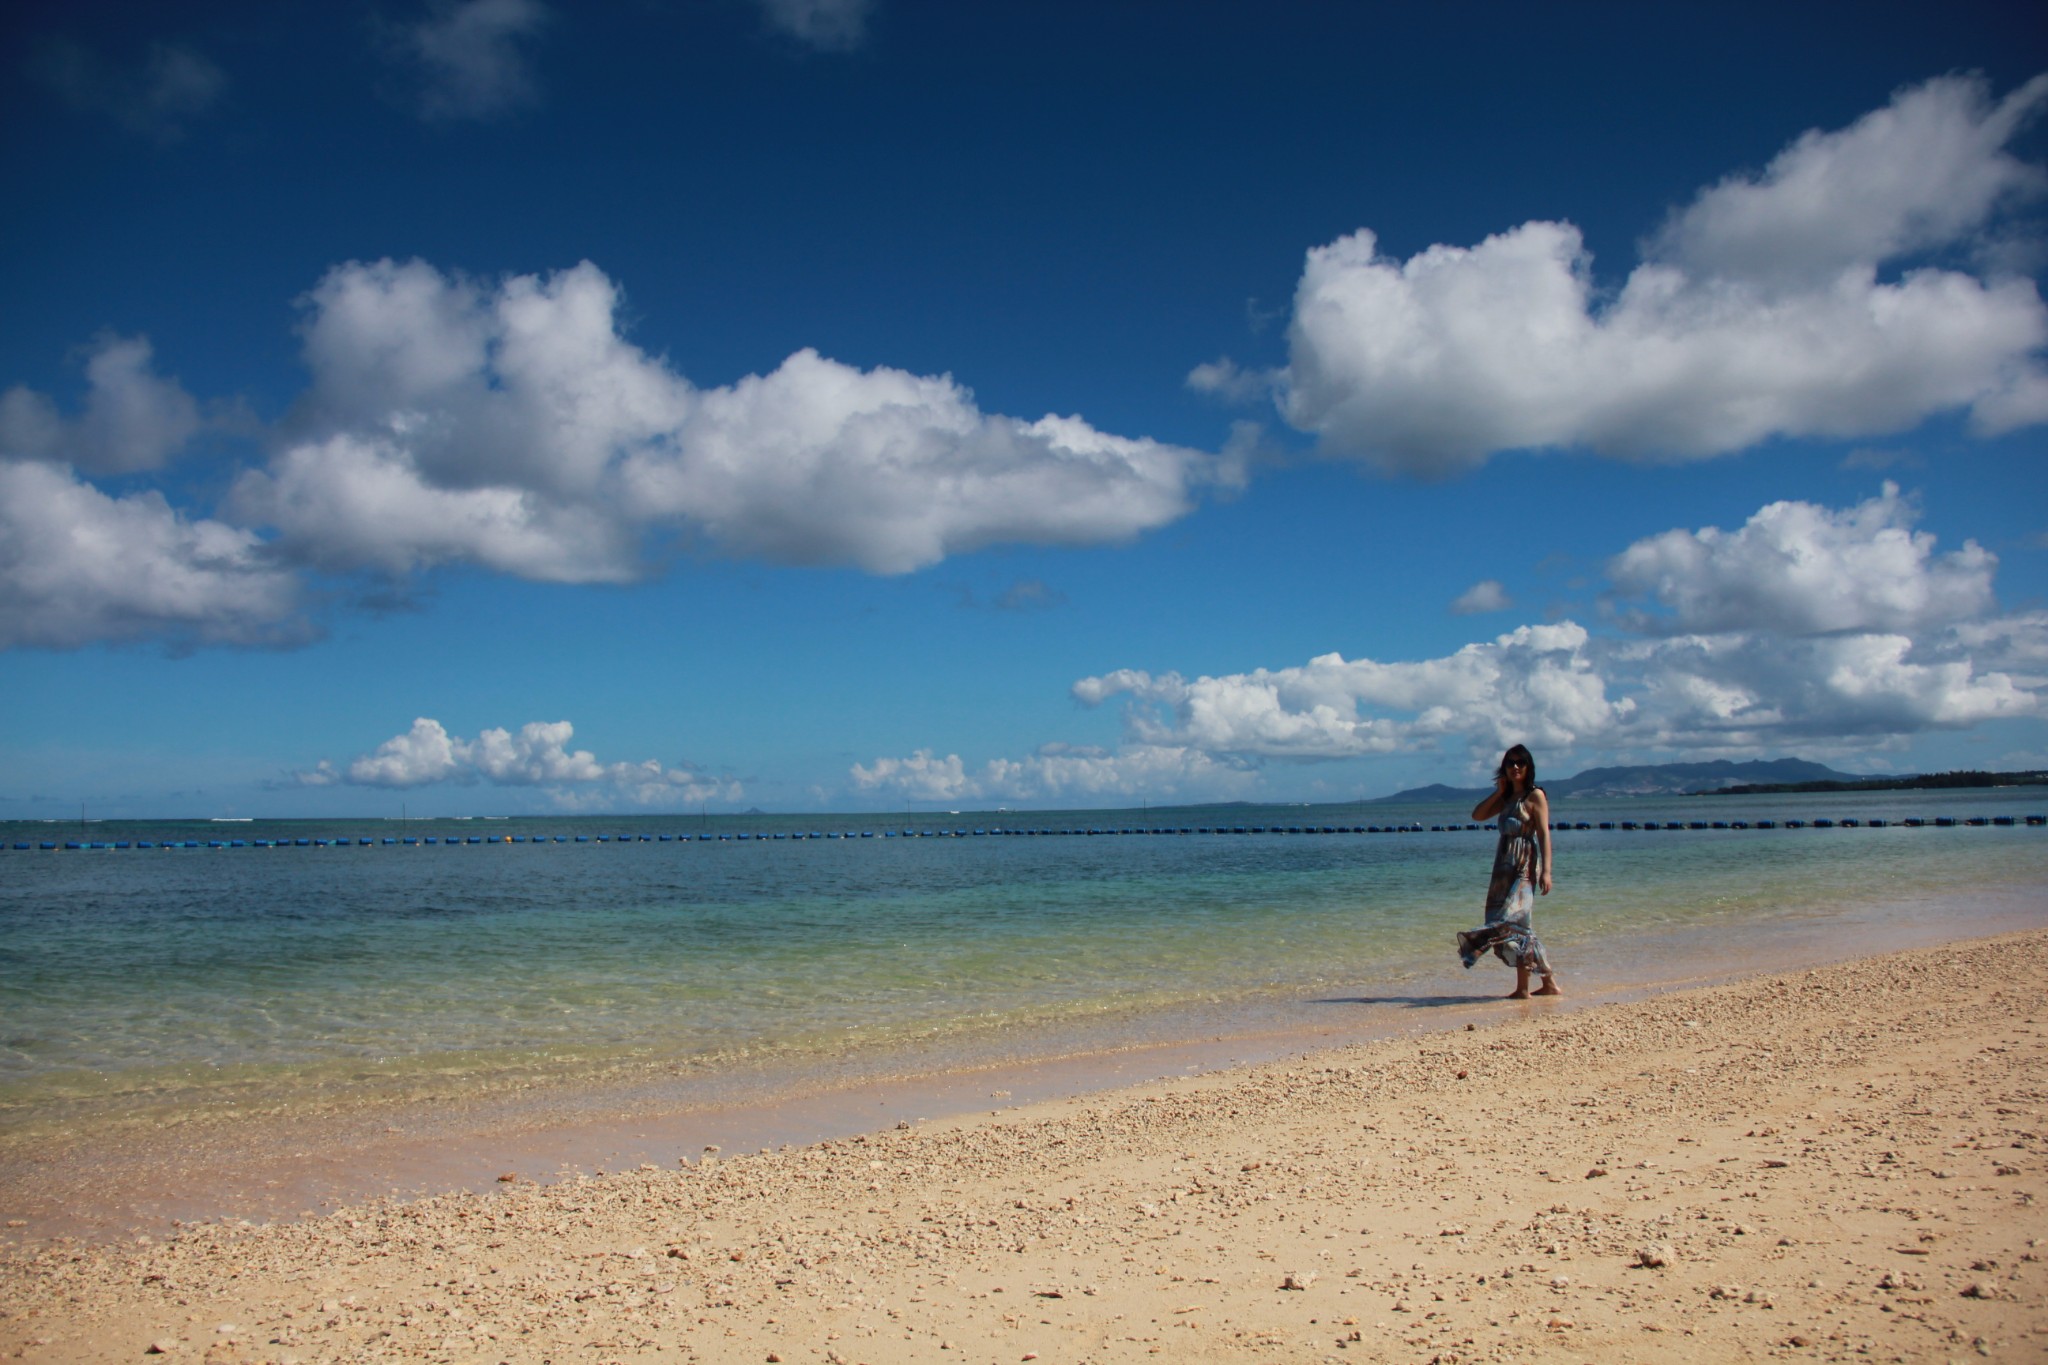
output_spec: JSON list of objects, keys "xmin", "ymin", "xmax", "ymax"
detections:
[{"xmin": 1459, "ymin": 743, "xmax": 1561, "ymax": 998}]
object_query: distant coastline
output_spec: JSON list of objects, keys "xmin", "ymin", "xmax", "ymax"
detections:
[
  {"xmin": 1372, "ymin": 756, "xmax": 1870, "ymax": 803},
  {"xmin": 1704, "ymin": 768, "xmax": 2048, "ymax": 796}
]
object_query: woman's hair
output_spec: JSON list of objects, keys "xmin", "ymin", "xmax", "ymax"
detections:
[{"xmin": 1495, "ymin": 743, "xmax": 1536, "ymax": 790}]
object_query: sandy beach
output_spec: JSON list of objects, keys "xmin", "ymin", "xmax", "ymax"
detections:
[{"xmin": 3, "ymin": 931, "xmax": 2042, "ymax": 1364}]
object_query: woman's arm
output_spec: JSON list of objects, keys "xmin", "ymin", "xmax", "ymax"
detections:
[
  {"xmin": 1530, "ymin": 788, "xmax": 1553, "ymax": 894},
  {"xmin": 1472, "ymin": 777, "xmax": 1509, "ymax": 821}
]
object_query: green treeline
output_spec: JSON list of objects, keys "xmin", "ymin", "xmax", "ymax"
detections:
[{"xmin": 1706, "ymin": 770, "xmax": 2048, "ymax": 796}]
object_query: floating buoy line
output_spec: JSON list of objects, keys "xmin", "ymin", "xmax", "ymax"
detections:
[{"xmin": 8, "ymin": 813, "xmax": 2043, "ymax": 851}]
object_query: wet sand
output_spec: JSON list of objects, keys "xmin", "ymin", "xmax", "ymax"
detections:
[{"xmin": 3, "ymin": 931, "xmax": 2044, "ymax": 1362}]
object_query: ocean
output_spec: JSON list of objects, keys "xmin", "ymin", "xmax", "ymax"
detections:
[{"xmin": 2, "ymin": 789, "xmax": 2044, "ymax": 1155}]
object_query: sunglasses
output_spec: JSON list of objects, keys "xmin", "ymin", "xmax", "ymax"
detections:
[{"xmin": 1504, "ymin": 758, "xmax": 1528, "ymax": 769}]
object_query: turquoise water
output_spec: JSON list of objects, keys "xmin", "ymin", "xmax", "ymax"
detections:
[{"xmin": 1, "ymin": 790, "xmax": 2043, "ymax": 1135}]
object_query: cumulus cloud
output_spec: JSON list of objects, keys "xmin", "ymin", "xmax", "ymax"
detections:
[
  {"xmin": 1617, "ymin": 628, "xmax": 2034, "ymax": 746},
  {"xmin": 0, "ymin": 335, "xmax": 203, "ymax": 474},
  {"xmin": 30, "ymin": 37, "xmax": 226, "ymax": 140},
  {"xmin": 232, "ymin": 257, "xmax": 1220, "ymax": 580},
  {"xmin": 872, "ymin": 487, "xmax": 2040, "ymax": 796},
  {"xmin": 1, "ymin": 255, "xmax": 1217, "ymax": 652},
  {"xmin": 1608, "ymin": 482, "xmax": 1995, "ymax": 636},
  {"xmin": 1073, "ymin": 621, "xmax": 1632, "ymax": 761},
  {"xmin": 1451, "ymin": 579, "xmax": 1512, "ymax": 615},
  {"xmin": 1265, "ymin": 73, "xmax": 2048, "ymax": 475},
  {"xmin": 758, "ymin": 0, "xmax": 872, "ymax": 51},
  {"xmin": 1071, "ymin": 614, "xmax": 2034, "ymax": 767},
  {"xmin": 305, "ymin": 717, "xmax": 741, "ymax": 806},
  {"xmin": 381, "ymin": 0, "xmax": 549, "ymax": 121},
  {"xmin": 234, "ymin": 432, "xmax": 638, "ymax": 582},
  {"xmin": 1650, "ymin": 74, "xmax": 2048, "ymax": 287},
  {"xmin": 850, "ymin": 743, "xmax": 1257, "ymax": 805},
  {"xmin": 0, "ymin": 461, "xmax": 303, "ymax": 650}
]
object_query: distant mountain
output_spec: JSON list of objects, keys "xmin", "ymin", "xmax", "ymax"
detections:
[
  {"xmin": 1550, "ymin": 759, "xmax": 1861, "ymax": 797},
  {"xmin": 1371, "ymin": 758, "xmax": 1868, "ymax": 803},
  {"xmin": 1367, "ymin": 782, "xmax": 1492, "ymax": 805}
]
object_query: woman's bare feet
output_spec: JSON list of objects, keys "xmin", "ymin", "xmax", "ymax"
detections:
[{"xmin": 1532, "ymin": 978, "xmax": 1562, "ymax": 996}]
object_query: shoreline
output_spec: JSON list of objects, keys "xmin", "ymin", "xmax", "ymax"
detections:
[
  {"xmin": 4, "ymin": 928, "xmax": 2044, "ymax": 1361},
  {"xmin": 3, "ymin": 888, "xmax": 2043, "ymax": 1247}
]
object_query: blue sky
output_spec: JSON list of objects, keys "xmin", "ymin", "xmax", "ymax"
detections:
[{"xmin": 3, "ymin": 0, "xmax": 2046, "ymax": 817}]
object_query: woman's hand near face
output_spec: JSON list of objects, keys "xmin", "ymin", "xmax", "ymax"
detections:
[{"xmin": 1472, "ymin": 783, "xmax": 1505, "ymax": 821}]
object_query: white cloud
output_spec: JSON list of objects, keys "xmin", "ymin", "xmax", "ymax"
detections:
[
  {"xmin": 233, "ymin": 432, "xmax": 638, "ymax": 582},
  {"xmin": 1451, "ymin": 579, "xmax": 1511, "ymax": 615},
  {"xmin": 383, "ymin": 0, "xmax": 549, "ymax": 122},
  {"xmin": 882, "ymin": 487, "xmax": 2041, "ymax": 793},
  {"xmin": 1609, "ymin": 482, "xmax": 1995, "ymax": 636},
  {"xmin": 1069, "ymin": 613, "xmax": 2036, "ymax": 770},
  {"xmin": 850, "ymin": 743, "xmax": 1258, "ymax": 805},
  {"xmin": 234, "ymin": 257, "xmax": 1220, "ymax": 580},
  {"xmin": 345, "ymin": 717, "xmax": 464, "ymax": 786},
  {"xmin": 1186, "ymin": 357, "xmax": 1272, "ymax": 404},
  {"xmin": 0, "ymin": 461, "xmax": 302, "ymax": 650},
  {"xmin": 1, "ymin": 255, "xmax": 1219, "ymax": 652},
  {"xmin": 758, "ymin": 0, "xmax": 872, "ymax": 51},
  {"xmin": 1074, "ymin": 622, "xmax": 1631, "ymax": 761},
  {"xmin": 1620, "ymin": 629, "xmax": 2034, "ymax": 746},
  {"xmin": 1651, "ymin": 73, "xmax": 2048, "ymax": 288},
  {"xmin": 619, "ymin": 350, "xmax": 1212, "ymax": 572},
  {"xmin": 0, "ymin": 335, "xmax": 203, "ymax": 474},
  {"xmin": 1269, "ymin": 73, "xmax": 2048, "ymax": 475},
  {"xmin": 31, "ymin": 37, "xmax": 226, "ymax": 140},
  {"xmin": 312, "ymin": 716, "xmax": 741, "ymax": 806},
  {"xmin": 849, "ymin": 748, "xmax": 969, "ymax": 802}
]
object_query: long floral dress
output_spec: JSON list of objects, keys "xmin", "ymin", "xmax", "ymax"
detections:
[{"xmin": 1456, "ymin": 788, "xmax": 1552, "ymax": 974}]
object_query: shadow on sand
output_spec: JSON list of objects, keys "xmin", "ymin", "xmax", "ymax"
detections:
[{"xmin": 1307, "ymin": 993, "xmax": 1502, "ymax": 1009}]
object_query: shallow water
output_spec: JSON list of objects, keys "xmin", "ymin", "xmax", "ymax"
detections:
[{"xmin": 2, "ymin": 789, "xmax": 2043, "ymax": 1142}]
